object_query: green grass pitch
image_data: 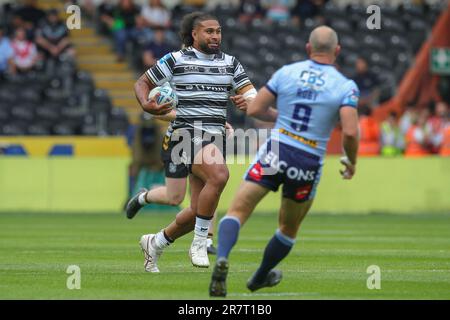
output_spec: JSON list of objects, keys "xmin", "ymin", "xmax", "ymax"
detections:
[{"xmin": 1, "ymin": 212, "xmax": 450, "ymax": 299}]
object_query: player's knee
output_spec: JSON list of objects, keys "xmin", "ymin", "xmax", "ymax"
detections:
[
  {"xmin": 168, "ymin": 193, "xmax": 184, "ymax": 206},
  {"xmin": 209, "ymin": 168, "xmax": 229, "ymax": 189}
]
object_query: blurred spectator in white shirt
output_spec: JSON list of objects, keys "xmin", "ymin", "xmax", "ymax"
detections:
[
  {"xmin": 141, "ymin": 0, "xmax": 171, "ymax": 29},
  {"xmin": 11, "ymin": 27, "xmax": 39, "ymax": 72}
]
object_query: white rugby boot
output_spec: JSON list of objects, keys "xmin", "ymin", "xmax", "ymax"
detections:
[
  {"xmin": 140, "ymin": 234, "xmax": 162, "ymax": 273},
  {"xmin": 189, "ymin": 236, "xmax": 210, "ymax": 268}
]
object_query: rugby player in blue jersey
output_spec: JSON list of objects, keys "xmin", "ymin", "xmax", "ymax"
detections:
[{"xmin": 209, "ymin": 26, "xmax": 360, "ymax": 297}]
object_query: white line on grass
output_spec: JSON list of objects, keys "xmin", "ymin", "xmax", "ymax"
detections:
[{"xmin": 227, "ymin": 292, "xmax": 322, "ymax": 297}]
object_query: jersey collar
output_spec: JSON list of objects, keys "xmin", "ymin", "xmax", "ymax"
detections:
[
  {"xmin": 309, "ymin": 59, "xmax": 333, "ymax": 66},
  {"xmin": 189, "ymin": 46, "xmax": 223, "ymax": 60}
]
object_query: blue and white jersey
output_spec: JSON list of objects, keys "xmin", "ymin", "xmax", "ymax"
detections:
[{"xmin": 266, "ymin": 59, "xmax": 359, "ymax": 160}]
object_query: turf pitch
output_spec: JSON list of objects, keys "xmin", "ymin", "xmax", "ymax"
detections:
[{"xmin": 1, "ymin": 211, "xmax": 449, "ymax": 299}]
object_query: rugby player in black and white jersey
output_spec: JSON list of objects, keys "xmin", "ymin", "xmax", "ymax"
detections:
[{"xmin": 128, "ymin": 12, "xmax": 277, "ymax": 272}]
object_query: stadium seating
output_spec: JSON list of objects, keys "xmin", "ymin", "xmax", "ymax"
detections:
[
  {"xmin": 0, "ymin": 56, "xmax": 130, "ymax": 136},
  {"xmin": 219, "ymin": 2, "xmax": 440, "ymax": 104},
  {"xmin": 0, "ymin": 0, "xmax": 446, "ymax": 137},
  {"xmin": 0, "ymin": 0, "xmax": 133, "ymax": 137}
]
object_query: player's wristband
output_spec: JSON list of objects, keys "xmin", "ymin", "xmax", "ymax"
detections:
[
  {"xmin": 243, "ymin": 88, "xmax": 257, "ymax": 100},
  {"xmin": 340, "ymin": 156, "xmax": 355, "ymax": 166}
]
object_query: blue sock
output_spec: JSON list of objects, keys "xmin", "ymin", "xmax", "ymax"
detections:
[
  {"xmin": 253, "ymin": 229, "xmax": 295, "ymax": 282},
  {"xmin": 217, "ymin": 216, "xmax": 241, "ymax": 259}
]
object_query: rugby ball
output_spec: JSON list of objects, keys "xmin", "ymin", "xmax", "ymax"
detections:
[{"xmin": 148, "ymin": 85, "xmax": 178, "ymax": 109}]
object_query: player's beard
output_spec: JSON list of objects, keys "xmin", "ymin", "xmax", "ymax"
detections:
[{"xmin": 199, "ymin": 40, "xmax": 220, "ymax": 54}]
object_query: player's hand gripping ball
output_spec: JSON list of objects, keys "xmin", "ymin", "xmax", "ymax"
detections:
[{"xmin": 148, "ymin": 86, "xmax": 178, "ymax": 109}]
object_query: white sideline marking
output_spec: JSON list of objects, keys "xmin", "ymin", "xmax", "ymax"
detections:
[{"xmin": 228, "ymin": 292, "xmax": 321, "ymax": 297}]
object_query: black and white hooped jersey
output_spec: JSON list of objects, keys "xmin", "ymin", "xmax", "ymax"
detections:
[{"xmin": 145, "ymin": 46, "xmax": 252, "ymax": 135}]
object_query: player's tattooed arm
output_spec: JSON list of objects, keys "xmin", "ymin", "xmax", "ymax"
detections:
[
  {"xmin": 246, "ymin": 86, "xmax": 278, "ymax": 122},
  {"xmin": 134, "ymin": 74, "xmax": 172, "ymax": 115}
]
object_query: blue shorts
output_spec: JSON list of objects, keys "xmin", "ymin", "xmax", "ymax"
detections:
[{"xmin": 244, "ymin": 139, "xmax": 323, "ymax": 202}]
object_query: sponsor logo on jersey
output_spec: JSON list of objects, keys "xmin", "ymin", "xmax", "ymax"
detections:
[
  {"xmin": 348, "ymin": 89, "xmax": 359, "ymax": 105},
  {"xmin": 280, "ymin": 163, "xmax": 316, "ymax": 181},
  {"xmin": 192, "ymin": 136, "xmax": 203, "ymax": 145},
  {"xmin": 184, "ymin": 65, "xmax": 200, "ymax": 72},
  {"xmin": 169, "ymin": 162, "xmax": 177, "ymax": 173},
  {"xmin": 248, "ymin": 162, "xmax": 263, "ymax": 181},
  {"xmin": 194, "ymin": 84, "xmax": 228, "ymax": 92},
  {"xmin": 262, "ymin": 151, "xmax": 317, "ymax": 181},
  {"xmin": 295, "ymin": 185, "xmax": 312, "ymax": 201}
]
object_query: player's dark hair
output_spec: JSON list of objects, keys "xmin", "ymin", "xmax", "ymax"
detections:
[{"xmin": 179, "ymin": 12, "xmax": 219, "ymax": 47}]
